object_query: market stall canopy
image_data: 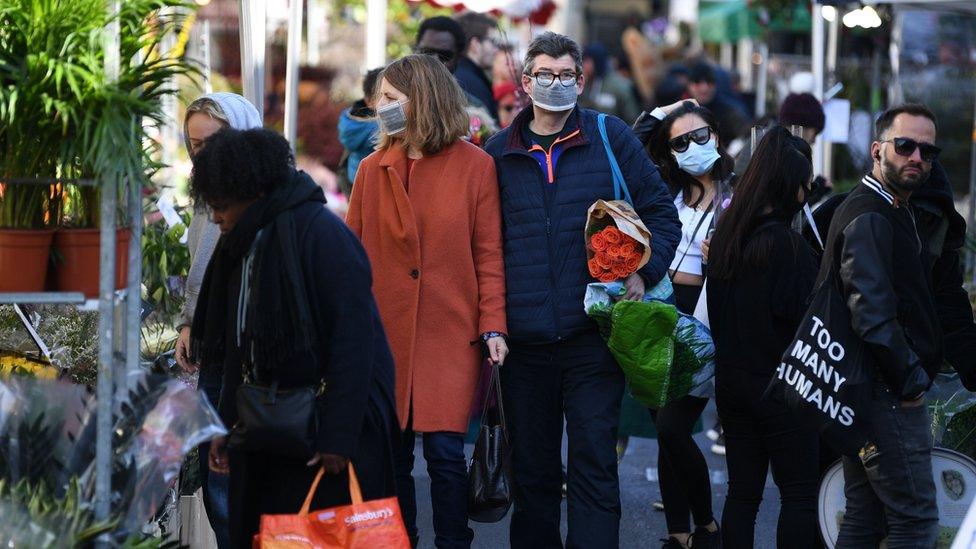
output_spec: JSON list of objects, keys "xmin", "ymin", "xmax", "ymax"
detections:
[
  {"xmin": 407, "ymin": 0, "xmax": 557, "ymax": 25},
  {"xmin": 864, "ymin": 0, "xmax": 976, "ymax": 15},
  {"xmin": 698, "ymin": 0, "xmax": 811, "ymax": 44}
]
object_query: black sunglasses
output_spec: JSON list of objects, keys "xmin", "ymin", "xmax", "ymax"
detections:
[
  {"xmin": 884, "ymin": 137, "xmax": 941, "ymax": 163},
  {"xmin": 669, "ymin": 127, "xmax": 712, "ymax": 153},
  {"xmin": 415, "ymin": 47, "xmax": 455, "ymax": 64}
]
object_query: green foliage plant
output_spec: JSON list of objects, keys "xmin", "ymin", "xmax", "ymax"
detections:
[{"xmin": 0, "ymin": 0, "xmax": 199, "ymax": 229}]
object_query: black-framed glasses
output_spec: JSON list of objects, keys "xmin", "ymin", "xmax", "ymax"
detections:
[
  {"xmin": 883, "ymin": 137, "xmax": 941, "ymax": 162},
  {"xmin": 669, "ymin": 127, "xmax": 712, "ymax": 153},
  {"xmin": 416, "ymin": 47, "xmax": 456, "ymax": 64},
  {"xmin": 531, "ymin": 71, "xmax": 578, "ymax": 88}
]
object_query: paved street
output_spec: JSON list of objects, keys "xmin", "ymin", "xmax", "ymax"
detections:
[{"xmin": 412, "ymin": 403, "xmax": 784, "ymax": 548}]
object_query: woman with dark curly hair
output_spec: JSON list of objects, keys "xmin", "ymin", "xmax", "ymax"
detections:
[
  {"xmin": 346, "ymin": 54, "xmax": 507, "ymax": 548},
  {"xmin": 630, "ymin": 99, "xmax": 737, "ymax": 549},
  {"xmin": 190, "ymin": 127, "xmax": 398, "ymax": 547}
]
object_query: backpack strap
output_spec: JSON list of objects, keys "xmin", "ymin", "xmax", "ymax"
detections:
[{"xmin": 597, "ymin": 113, "xmax": 634, "ymax": 205}]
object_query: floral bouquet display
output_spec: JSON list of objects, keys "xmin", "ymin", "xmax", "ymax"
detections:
[
  {"xmin": 587, "ymin": 226, "xmax": 644, "ymax": 283},
  {"xmin": 584, "ymin": 199, "xmax": 652, "ymax": 282},
  {"xmin": 582, "ymin": 199, "xmax": 714, "ymax": 410}
]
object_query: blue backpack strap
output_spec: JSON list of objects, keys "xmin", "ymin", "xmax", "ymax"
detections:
[{"xmin": 597, "ymin": 113, "xmax": 634, "ymax": 205}]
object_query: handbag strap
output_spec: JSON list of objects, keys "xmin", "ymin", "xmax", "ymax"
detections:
[
  {"xmin": 479, "ymin": 362, "xmax": 508, "ymax": 442},
  {"xmin": 299, "ymin": 463, "xmax": 364, "ymax": 516},
  {"xmin": 597, "ymin": 113, "xmax": 634, "ymax": 206},
  {"xmin": 669, "ymin": 199, "xmax": 714, "ymax": 282}
]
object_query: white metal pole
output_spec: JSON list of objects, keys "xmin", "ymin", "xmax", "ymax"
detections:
[
  {"xmin": 737, "ymin": 38, "xmax": 754, "ymax": 92},
  {"xmin": 96, "ymin": 1, "xmax": 120, "ymax": 529},
  {"xmin": 202, "ymin": 19, "xmax": 213, "ymax": 94},
  {"xmin": 811, "ymin": 0, "xmax": 825, "ymax": 179},
  {"xmin": 284, "ymin": 0, "xmax": 303, "ymax": 146},
  {"xmin": 824, "ymin": 13, "xmax": 839, "ymax": 181},
  {"xmin": 306, "ymin": 0, "xmax": 323, "ymax": 66},
  {"xmin": 239, "ymin": 0, "xmax": 266, "ymax": 120},
  {"xmin": 720, "ymin": 42, "xmax": 733, "ymax": 70},
  {"xmin": 366, "ymin": 0, "xmax": 387, "ymax": 69},
  {"xmin": 755, "ymin": 41, "xmax": 769, "ymax": 117},
  {"xmin": 888, "ymin": 10, "xmax": 904, "ymax": 106}
]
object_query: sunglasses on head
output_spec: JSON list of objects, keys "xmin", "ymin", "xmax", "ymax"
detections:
[
  {"xmin": 669, "ymin": 127, "xmax": 712, "ymax": 153},
  {"xmin": 416, "ymin": 47, "xmax": 455, "ymax": 64},
  {"xmin": 883, "ymin": 137, "xmax": 941, "ymax": 162}
]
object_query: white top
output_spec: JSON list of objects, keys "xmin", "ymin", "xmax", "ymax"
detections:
[{"xmin": 669, "ymin": 192, "xmax": 714, "ymax": 276}]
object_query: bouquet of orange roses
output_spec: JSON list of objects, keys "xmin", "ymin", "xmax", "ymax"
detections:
[
  {"xmin": 584, "ymin": 199, "xmax": 652, "ymax": 282},
  {"xmin": 587, "ymin": 226, "xmax": 644, "ymax": 282},
  {"xmin": 582, "ymin": 199, "xmax": 714, "ymax": 410}
]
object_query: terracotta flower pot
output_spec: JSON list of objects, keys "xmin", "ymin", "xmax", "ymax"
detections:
[
  {"xmin": 53, "ymin": 228, "xmax": 131, "ymax": 298},
  {"xmin": 0, "ymin": 229, "xmax": 56, "ymax": 292}
]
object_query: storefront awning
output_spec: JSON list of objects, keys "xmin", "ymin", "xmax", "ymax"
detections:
[
  {"xmin": 406, "ymin": 0, "xmax": 557, "ymax": 25},
  {"xmin": 699, "ymin": 0, "xmax": 811, "ymax": 44}
]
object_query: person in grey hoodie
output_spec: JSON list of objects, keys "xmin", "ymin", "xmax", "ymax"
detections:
[{"xmin": 174, "ymin": 92, "xmax": 262, "ymax": 549}]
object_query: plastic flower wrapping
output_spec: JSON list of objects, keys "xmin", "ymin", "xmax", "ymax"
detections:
[
  {"xmin": 0, "ymin": 371, "xmax": 226, "ymax": 546},
  {"xmin": 585, "ymin": 277, "xmax": 714, "ymax": 410},
  {"xmin": 929, "ymin": 372, "xmax": 976, "ymax": 461}
]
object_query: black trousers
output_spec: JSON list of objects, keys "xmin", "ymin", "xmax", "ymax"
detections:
[
  {"xmin": 227, "ymin": 407, "xmax": 396, "ymax": 549},
  {"xmin": 649, "ymin": 395, "xmax": 713, "ymax": 534},
  {"xmin": 502, "ymin": 330, "xmax": 625, "ymax": 549},
  {"xmin": 648, "ymin": 282, "xmax": 714, "ymax": 535},
  {"xmin": 716, "ymin": 367, "xmax": 819, "ymax": 549}
]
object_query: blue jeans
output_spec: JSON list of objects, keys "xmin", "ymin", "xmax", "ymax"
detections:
[
  {"xmin": 199, "ymin": 380, "xmax": 230, "ymax": 549},
  {"xmin": 836, "ymin": 381, "xmax": 938, "ymax": 548},
  {"xmin": 395, "ymin": 425, "xmax": 472, "ymax": 549}
]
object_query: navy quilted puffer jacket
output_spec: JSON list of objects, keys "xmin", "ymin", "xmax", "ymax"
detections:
[{"xmin": 484, "ymin": 106, "xmax": 681, "ymax": 345}]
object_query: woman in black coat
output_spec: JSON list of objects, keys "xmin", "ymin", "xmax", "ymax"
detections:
[
  {"xmin": 189, "ymin": 127, "xmax": 398, "ymax": 548},
  {"xmin": 706, "ymin": 126, "xmax": 820, "ymax": 548}
]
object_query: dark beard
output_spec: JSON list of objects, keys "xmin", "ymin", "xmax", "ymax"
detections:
[{"xmin": 881, "ymin": 158, "xmax": 929, "ymax": 195}]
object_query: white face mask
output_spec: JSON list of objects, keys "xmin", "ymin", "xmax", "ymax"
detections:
[
  {"xmin": 672, "ymin": 138, "xmax": 721, "ymax": 176},
  {"xmin": 529, "ymin": 78, "xmax": 578, "ymax": 112},
  {"xmin": 377, "ymin": 100, "xmax": 408, "ymax": 135}
]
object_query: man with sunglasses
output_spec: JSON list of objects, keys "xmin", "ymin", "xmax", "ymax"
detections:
[
  {"xmin": 828, "ymin": 103, "xmax": 976, "ymax": 547},
  {"xmin": 415, "ymin": 16, "xmax": 490, "ymax": 115},
  {"xmin": 484, "ymin": 31, "xmax": 680, "ymax": 549}
]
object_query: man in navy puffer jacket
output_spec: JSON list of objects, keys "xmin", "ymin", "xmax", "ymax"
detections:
[{"xmin": 484, "ymin": 32, "xmax": 680, "ymax": 549}]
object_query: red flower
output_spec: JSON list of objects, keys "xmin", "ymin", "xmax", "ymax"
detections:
[{"xmin": 590, "ymin": 232, "xmax": 609, "ymax": 252}]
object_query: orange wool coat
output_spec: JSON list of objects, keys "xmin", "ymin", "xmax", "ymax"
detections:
[{"xmin": 346, "ymin": 139, "xmax": 507, "ymax": 433}]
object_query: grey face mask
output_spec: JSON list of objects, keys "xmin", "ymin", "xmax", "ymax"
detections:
[
  {"xmin": 377, "ymin": 100, "xmax": 408, "ymax": 135},
  {"xmin": 530, "ymin": 78, "xmax": 578, "ymax": 112}
]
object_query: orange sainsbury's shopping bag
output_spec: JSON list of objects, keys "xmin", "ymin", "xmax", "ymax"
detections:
[{"xmin": 254, "ymin": 464, "xmax": 411, "ymax": 548}]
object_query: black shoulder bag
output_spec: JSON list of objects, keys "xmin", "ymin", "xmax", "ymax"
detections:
[
  {"xmin": 229, "ymin": 376, "xmax": 323, "ymax": 459},
  {"xmin": 226, "ymin": 230, "xmax": 323, "ymax": 459},
  {"xmin": 764, "ymin": 236, "xmax": 873, "ymax": 457},
  {"xmin": 468, "ymin": 362, "xmax": 514, "ymax": 522}
]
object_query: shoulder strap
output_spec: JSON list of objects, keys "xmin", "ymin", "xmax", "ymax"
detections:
[
  {"xmin": 670, "ymin": 200, "xmax": 714, "ymax": 281},
  {"xmin": 597, "ymin": 113, "xmax": 634, "ymax": 205}
]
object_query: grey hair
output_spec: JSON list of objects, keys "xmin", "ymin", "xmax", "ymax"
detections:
[
  {"xmin": 183, "ymin": 97, "xmax": 229, "ymax": 152},
  {"xmin": 522, "ymin": 32, "xmax": 583, "ymax": 76}
]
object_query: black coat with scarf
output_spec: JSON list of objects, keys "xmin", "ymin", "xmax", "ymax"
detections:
[{"xmin": 213, "ymin": 195, "xmax": 397, "ymax": 460}]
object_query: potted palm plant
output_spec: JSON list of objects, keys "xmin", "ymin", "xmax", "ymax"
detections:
[{"xmin": 0, "ymin": 0, "xmax": 197, "ymax": 296}]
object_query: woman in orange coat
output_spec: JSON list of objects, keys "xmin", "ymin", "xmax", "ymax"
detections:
[{"xmin": 346, "ymin": 54, "xmax": 507, "ymax": 549}]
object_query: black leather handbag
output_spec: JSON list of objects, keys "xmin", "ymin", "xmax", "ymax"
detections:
[
  {"xmin": 228, "ymin": 378, "xmax": 320, "ymax": 459},
  {"xmin": 467, "ymin": 362, "xmax": 514, "ymax": 523}
]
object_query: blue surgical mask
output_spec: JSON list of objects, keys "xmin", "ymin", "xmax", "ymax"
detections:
[{"xmin": 673, "ymin": 138, "xmax": 721, "ymax": 176}]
